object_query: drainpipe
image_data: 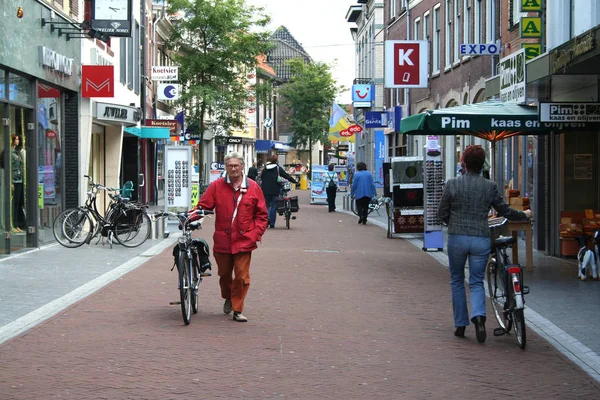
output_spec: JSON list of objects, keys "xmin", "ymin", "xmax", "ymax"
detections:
[{"xmin": 405, "ymin": 0, "xmax": 412, "ymax": 155}]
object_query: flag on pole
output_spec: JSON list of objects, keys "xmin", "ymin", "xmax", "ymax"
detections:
[
  {"xmin": 174, "ymin": 111, "xmax": 185, "ymax": 135},
  {"xmin": 328, "ymin": 102, "xmax": 355, "ymax": 143}
]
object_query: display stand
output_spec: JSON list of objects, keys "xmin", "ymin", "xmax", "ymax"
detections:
[
  {"xmin": 388, "ymin": 156, "xmax": 424, "ymax": 238},
  {"xmin": 422, "ymin": 139, "xmax": 444, "ymax": 251}
]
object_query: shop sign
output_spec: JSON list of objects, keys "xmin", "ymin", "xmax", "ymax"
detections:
[
  {"xmin": 460, "ymin": 43, "xmax": 500, "ymax": 55},
  {"xmin": 39, "ymin": 46, "xmax": 74, "ymax": 76},
  {"xmin": 539, "ymin": 103, "xmax": 600, "ymax": 122},
  {"xmin": 211, "ymin": 162, "xmax": 225, "ymax": 170},
  {"xmin": 522, "ymin": 43, "xmax": 542, "ymax": 61},
  {"xmin": 499, "ymin": 49, "xmax": 526, "ymax": 104},
  {"xmin": 521, "ymin": 0, "xmax": 543, "ymax": 12},
  {"xmin": 95, "ymin": 102, "xmax": 141, "ymax": 125},
  {"xmin": 146, "ymin": 119, "xmax": 178, "ymax": 133},
  {"xmin": 157, "ymin": 83, "xmax": 180, "ymax": 100},
  {"xmin": 91, "ymin": 0, "xmax": 133, "ymax": 37},
  {"xmin": 151, "ymin": 66, "xmax": 178, "ymax": 81},
  {"xmin": 352, "ymin": 84, "xmax": 375, "ymax": 106},
  {"xmin": 384, "ymin": 40, "xmax": 429, "ymax": 88},
  {"xmin": 520, "ymin": 17, "xmax": 542, "ymax": 38},
  {"xmin": 550, "ymin": 30, "xmax": 596, "ymax": 74},
  {"xmin": 82, "ymin": 65, "xmax": 114, "ymax": 98},
  {"xmin": 227, "ymin": 137, "xmax": 243, "ymax": 144}
]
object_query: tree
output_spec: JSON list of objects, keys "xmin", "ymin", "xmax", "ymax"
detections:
[
  {"xmin": 167, "ymin": 0, "xmax": 271, "ymax": 177},
  {"xmin": 278, "ymin": 59, "xmax": 342, "ymax": 172}
]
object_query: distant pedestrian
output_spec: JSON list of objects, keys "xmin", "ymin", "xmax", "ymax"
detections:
[
  {"xmin": 438, "ymin": 145, "xmax": 532, "ymax": 343},
  {"xmin": 325, "ymin": 163, "xmax": 338, "ymax": 212},
  {"xmin": 191, "ymin": 152, "xmax": 268, "ymax": 322},
  {"xmin": 350, "ymin": 162, "xmax": 376, "ymax": 225},
  {"xmin": 247, "ymin": 162, "xmax": 258, "ymax": 181},
  {"xmin": 259, "ymin": 154, "xmax": 298, "ymax": 228}
]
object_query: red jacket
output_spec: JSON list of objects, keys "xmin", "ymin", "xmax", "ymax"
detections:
[{"xmin": 195, "ymin": 175, "xmax": 268, "ymax": 254}]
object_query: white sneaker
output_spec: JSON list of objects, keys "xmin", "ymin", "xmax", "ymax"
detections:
[
  {"xmin": 233, "ymin": 312, "xmax": 247, "ymax": 322},
  {"xmin": 223, "ymin": 299, "xmax": 232, "ymax": 314}
]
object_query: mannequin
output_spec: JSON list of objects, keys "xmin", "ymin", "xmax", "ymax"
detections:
[{"xmin": 11, "ymin": 135, "xmax": 25, "ymax": 233}]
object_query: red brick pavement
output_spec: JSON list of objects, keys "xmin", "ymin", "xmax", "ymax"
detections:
[{"xmin": 1, "ymin": 191, "xmax": 599, "ymax": 399}]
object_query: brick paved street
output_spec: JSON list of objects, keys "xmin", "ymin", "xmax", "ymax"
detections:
[{"xmin": 1, "ymin": 191, "xmax": 599, "ymax": 399}]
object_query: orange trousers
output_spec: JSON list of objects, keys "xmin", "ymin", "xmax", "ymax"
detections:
[{"xmin": 213, "ymin": 252, "xmax": 252, "ymax": 313}]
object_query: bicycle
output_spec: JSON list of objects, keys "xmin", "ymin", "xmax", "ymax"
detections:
[
  {"xmin": 351, "ymin": 195, "xmax": 391, "ymax": 217},
  {"xmin": 277, "ymin": 181, "xmax": 298, "ymax": 229},
  {"xmin": 53, "ymin": 176, "xmax": 151, "ymax": 249},
  {"xmin": 154, "ymin": 209, "xmax": 213, "ymax": 325},
  {"xmin": 487, "ymin": 217, "xmax": 530, "ymax": 349}
]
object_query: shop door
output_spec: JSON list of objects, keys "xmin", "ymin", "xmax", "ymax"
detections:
[{"xmin": 122, "ymin": 136, "xmax": 139, "ymax": 201}]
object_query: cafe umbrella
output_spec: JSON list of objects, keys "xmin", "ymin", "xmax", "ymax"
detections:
[{"xmin": 398, "ymin": 99, "xmax": 589, "ymax": 178}]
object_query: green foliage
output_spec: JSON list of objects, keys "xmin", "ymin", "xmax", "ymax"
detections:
[
  {"xmin": 278, "ymin": 59, "xmax": 342, "ymax": 149},
  {"xmin": 166, "ymin": 0, "xmax": 271, "ymax": 173}
]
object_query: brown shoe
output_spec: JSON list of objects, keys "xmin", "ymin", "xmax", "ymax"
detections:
[{"xmin": 223, "ymin": 299, "xmax": 232, "ymax": 314}]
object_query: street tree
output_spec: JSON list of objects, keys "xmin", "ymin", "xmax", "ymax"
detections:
[
  {"xmin": 167, "ymin": 0, "xmax": 271, "ymax": 176},
  {"xmin": 278, "ymin": 58, "xmax": 342, "ymax": 172}
]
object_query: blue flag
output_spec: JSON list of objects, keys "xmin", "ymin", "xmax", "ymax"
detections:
[{"xmin": 175, "ymin": 111, "xmax": 184, "ymax": 134}]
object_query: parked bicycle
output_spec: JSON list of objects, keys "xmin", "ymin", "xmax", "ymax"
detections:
[
  {"xmin": 351, "ymin": 195, "xmax": 391, "ymax": 217},
  {"xmin": 487, "ymin": 217, "xmax": 530, "ymax": 349},
  {"xmin": 277, "ymin": 181, "xmax": 299, "ymax": 229},
  {"xmin": 154, "ymin": 209, "xmax": 213, "ymax": 325},
  {"xmin": 53, "ymin": 176, "xmax": 151, "ymax": 249}
]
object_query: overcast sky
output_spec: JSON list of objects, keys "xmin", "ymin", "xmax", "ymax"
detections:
[{"xmin": 247, "ymin": 0, "xmax": 358, "ymax": 104}]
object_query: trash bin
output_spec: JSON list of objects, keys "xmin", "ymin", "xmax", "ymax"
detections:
[
  {"xmin": 300, "ymin": 174, "xmax": 308, "ymax": 190},
  {"xmin": 151, "ymin": 217, "xmax": 165, "ymax": 240}
]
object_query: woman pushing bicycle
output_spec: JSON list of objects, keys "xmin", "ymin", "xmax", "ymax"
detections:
[{"xmin": 438, "ymin": 145, "xmax": 532, "ymax": 343}]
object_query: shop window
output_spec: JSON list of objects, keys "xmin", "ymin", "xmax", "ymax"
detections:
[
  {"xmin": 8, "ymin": 73, "xmax": 33, "ymax": 105},
  {"xmin": 37, "ymin": 83, "xmax": 63, "ymax": 240}
]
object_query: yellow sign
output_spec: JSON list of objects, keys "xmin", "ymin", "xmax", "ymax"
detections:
[
  {"xmin": 190, "ymin": 183, "xmax": 199, "ymax": 206},
  {"xmin": 521, "ymin": 0, "xmax": 543, "ymax": 12},
  {"xmin": 521, "ymin": 17, "xmax": 542, "ymax": 38},
  {"xmin": 522, "ymin": 43, "xmax": 542, "ymax": 60},
  {"xmin": 38, "ymin": 184, "xmax": 44, "ymax": 209}
]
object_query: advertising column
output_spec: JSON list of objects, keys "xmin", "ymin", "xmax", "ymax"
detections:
[{"xmin": 310, "ymin": 165, "xmax": 329, "ymax": 205}]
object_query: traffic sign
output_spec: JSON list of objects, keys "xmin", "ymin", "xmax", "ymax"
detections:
[
  {"xmin": 384, "ymin": 40, "xmax": 429, "ymax": 88},
  {"xmin": 264, "ymin": 117, "xmax": 273, "ymax": 128}
]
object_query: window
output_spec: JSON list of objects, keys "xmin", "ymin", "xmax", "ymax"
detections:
[
  {"xmin": 511, "ymin": 0, "xmax": 526, "ymax": 27},
  {"xmin": 424, "ymin": 12, "xmax": 430, "ymax": 40},
  {"xmin": 486, "ymin": 0, "xmax": 494, "ymax": 43},
  {"xmin": 463, "ymin": 0, "xmax": 471, "ymax": 46},
  {"xmin": 391, "ymin": 0, "xmax": 397, "ymax": 19},
  {"xmin": 127, "ymin": 35, "xmax": 133, "ymax": 90},
  {"xmin": 474, "ymin": 0, "xmax": 482, "ymax": 44},
  {"xmin": 445, "ymin": 0, "xmax": 452, "ymax": 68},
  {"xmin": 120, "ymin": 38, "xmax": 126, "ymax": 84},
  {"xmin": 414, "ymin": 18, "xmax": 421, "ymax": 40},
  {"xmin": 454, "ymin": 0, "xmax": 460, "ymax": 62},
  {"xmin": 134, "ymin": 22, "xmax": 140, "ymax": 94},
  {"xmin": 433, "ymin": 6, "xmax": 440, "ymax": 72}
]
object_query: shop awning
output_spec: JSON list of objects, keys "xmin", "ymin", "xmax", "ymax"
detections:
[
  {"xmin": 273, "ymin": 142, "xmax": 291, "ymax": 152},
  {"xmin": 124, "ymin": 126, "xmax": 171, "ymax": 139},
  {"xmin": 400, "ymin": 99, "xmax": 594, "ymax": 142},
  {"xmin": 255, "ymin": 139, "xmax": 273, "ymax": 154}
]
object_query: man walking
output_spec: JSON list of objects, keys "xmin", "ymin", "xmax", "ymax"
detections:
[{"xmin": 192, "ymin": 152, "xmax": 268, "ymax": 322}]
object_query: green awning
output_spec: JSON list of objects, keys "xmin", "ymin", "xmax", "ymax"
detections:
[
  {"xmin": 124, "ymin": 126, "xmax": 171, "ymax": 139},
  {"xmin": 400, "ymin": 100, "xmax": 592, "ymax": 142}
]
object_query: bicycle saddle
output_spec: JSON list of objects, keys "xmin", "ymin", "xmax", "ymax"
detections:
[{"xmin": 493, "ymin": 236, "xmax": 516, "ymax": 248}]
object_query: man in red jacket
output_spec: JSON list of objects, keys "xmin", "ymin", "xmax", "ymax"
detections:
[{"xmin": 192, "ymin": 152, "xmax": 268, "ymax": 322}]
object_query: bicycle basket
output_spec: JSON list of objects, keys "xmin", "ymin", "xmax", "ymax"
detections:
[{"xmin": 488, "ymin": 217, "xmax": 509, "ymax": 242}]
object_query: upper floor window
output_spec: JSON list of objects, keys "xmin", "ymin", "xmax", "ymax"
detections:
[{"xmin": 433, "ymin": 6, "xmax": 441, "ymax": 72}]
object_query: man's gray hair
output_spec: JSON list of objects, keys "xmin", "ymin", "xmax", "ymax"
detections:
[{"xmin": 224, "ymin": 151, "xmax": 245, "ymax": 166}]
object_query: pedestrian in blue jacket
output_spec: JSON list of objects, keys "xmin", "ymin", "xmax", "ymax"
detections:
[{"xmin": 351, "ymin": 162, "xmax": 376, "ymax": 225}]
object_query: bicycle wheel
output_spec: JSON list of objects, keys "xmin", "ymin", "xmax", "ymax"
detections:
[
  {"xmin": 191, "ymin": 256, "xmax": 200, "ymax": 315},
  {"xmin": 178, "ymin": 253, "xmax": 192, "ymax": 325},
  {"xmin": 512, "ymin": 309, "xmax": 527, "ymax": 349},
  {"xmin": 285, "ymin": 202, "xmax": 291, "ymax": 229},
  {"xmin": 113, "ymin": 209, "xmax": 151, "ymax": 248},
  {"xmin": 486, "ymin": 260, "xmax": 513, "ymax": 332},
  {"xmin": 53, "ymin": 208, "xmax": 93, "ymax": 248}
]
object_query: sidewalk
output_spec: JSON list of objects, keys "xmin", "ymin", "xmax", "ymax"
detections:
[
  {"xmin": 1, "ymin": 191, "xmax": 599, "ymax": 399},
  {"xmin": 336, "ymin": 192, "xmax": 600, "ymax": 380}
]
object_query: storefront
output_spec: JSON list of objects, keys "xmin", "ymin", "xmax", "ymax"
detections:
[
  {"xmin": 0, "ymin": 6, "xmax": 80, "ymax": 255},
  {"xmin": 485, "ymin": 26, "xmax": 600, "ymax": 257}
]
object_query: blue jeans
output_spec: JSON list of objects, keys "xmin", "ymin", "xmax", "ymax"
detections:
[
  {"xmin": 447, "ymin": 234, "xmax": 490, "ymax": 327},
  {"xmin": 264, "ymin": 194, "xmax": 279, "ymax": 227}
]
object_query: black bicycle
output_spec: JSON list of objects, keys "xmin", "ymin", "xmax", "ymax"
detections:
[
  {"xmin": 155, "ymin": 209, "xmax": 213, "ymax": 325},
  {"xmin": 351, "ymin": 195, "xmax": 391, "ymax": 217},
  {"xmin": 278, "ymin": 181, "xmax": 298, "ymax": 229},
  {"xmin": 487, "ymin": 217, "xmax": 530, "ymax": 349},
  {"xmin": 53, "ymin": 176, "xmax": 151, "ymax": 248}
]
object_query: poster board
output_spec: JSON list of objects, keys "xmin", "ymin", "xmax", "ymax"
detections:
[
  {"xmin": 310, "ymin": 164, "xmax": 329, "ymax": 204},
  {"xmin": 334, "ymin": 164, "xmax": 348, "ymax": 192},
  {"xmin": 164, "ymin": 146, "xmax": 192, "ymax": 213}
]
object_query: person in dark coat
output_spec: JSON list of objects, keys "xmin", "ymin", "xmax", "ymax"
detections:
[
  {"xmin": 247, "ymin": 162, "xmax": 258, "ymax": 181},
  {"xmin": 260, "ymin": 154, "xmax": 298, "ymax": 228}
]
